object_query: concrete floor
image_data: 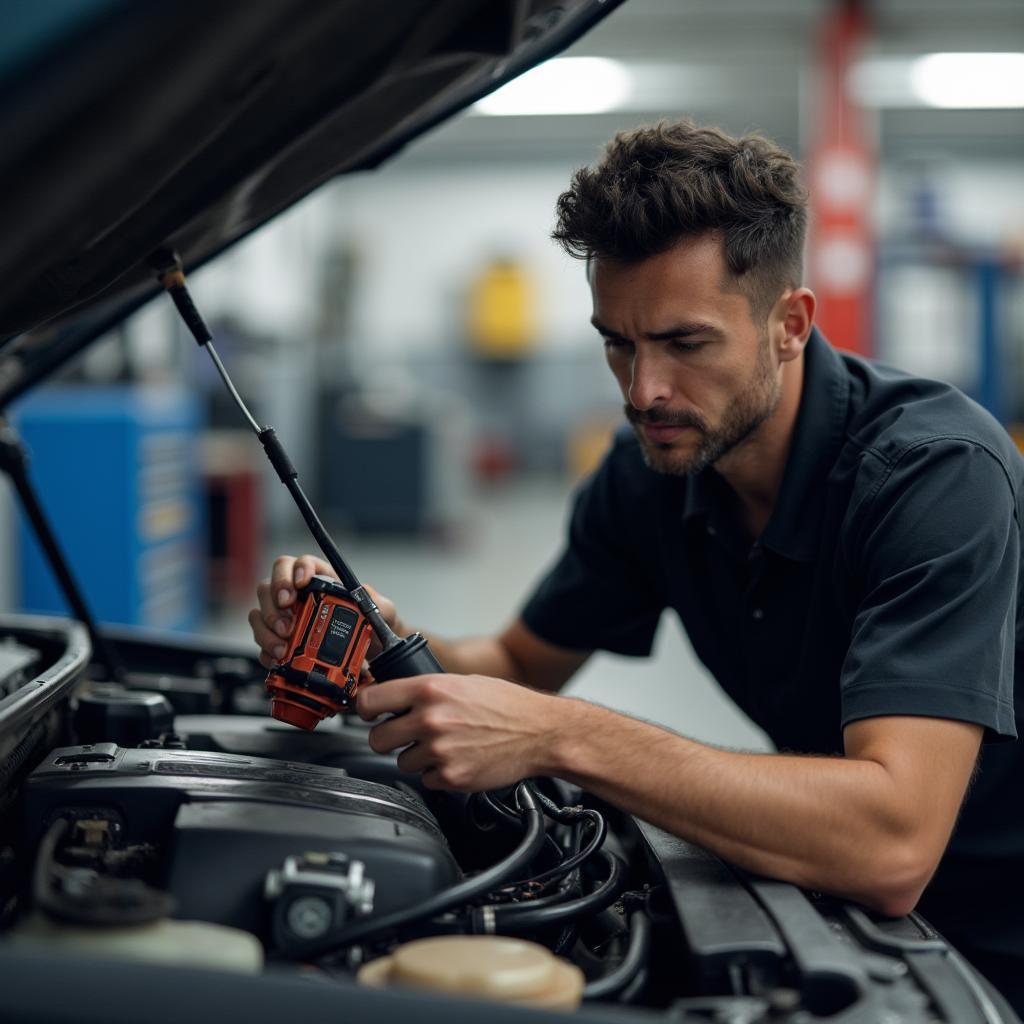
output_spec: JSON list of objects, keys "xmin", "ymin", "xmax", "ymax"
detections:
[{"xmin": 209, "ymin": 477, "xmax": 771, "ymax": 753}]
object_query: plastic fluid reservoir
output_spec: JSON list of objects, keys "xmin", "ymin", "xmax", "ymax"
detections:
[
  {"xmin": 74, "ymin": 686, "xmax": 174, "ymax": 747},
  {"xmin": 9, "ymin": 913, "xmax": 263, "ymax": 973},
  {"xmin": 358, "ymin": 935, "xmax": 584, "ymax": 1010}
]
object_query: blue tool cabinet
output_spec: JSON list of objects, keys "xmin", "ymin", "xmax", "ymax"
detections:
[{"xmin": 14, "ymin": 386, "xmax": 204, "ymax": 631}]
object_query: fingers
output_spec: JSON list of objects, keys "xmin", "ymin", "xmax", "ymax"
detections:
[
  {"xmin": 253, "ymin": 553, "xmax": 336, "ymax": 663},
  {"xmin": 269, "ymin": 555, "xmax": 296, "ymax": 609},
  {"xmin": 396, "ymin": 743, "xmax": 436, "ymax": 775},
  {"xmin": 248, "ymin": 603, "xmax": 288, "ymax": 663},
  {"xmin": 357, "ymin": 676, "xmax": 437, "ymax": 721},
  {"xmin": 251, "ymin": 579, "xmax": 292, "ymax": 662},
  {"xmin": 256, "ymin": 578, "xmax": 293, "ymax": 632},
  {"xmin": 271, "ymin": 554, "xmax": 332, "ymax": 611},
  {"xmin": 367, "ymin": 712, "xmax": 422, "ymax": 755}
]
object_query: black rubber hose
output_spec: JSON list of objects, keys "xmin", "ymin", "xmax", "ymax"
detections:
[
  {"xmin": 553, "ymin": 922, "xmax": 579, "ymax": 956},
  {"xmin": 482, "ymin": 788, "xmax": 530, "ymax": 827},
  {"xmin": 309, "ymin": 783, "xmax": 545, "ymax": 956},
  {"xmin": 496, "ymin": 872, "xmax": 580, "ymax": 915},
  {"xmin": 479, "ymin": 850, "xmax": 625, "ymax": 931},
  {"xmin": 474, "ymin": 790, "xmax": 521, "ymax": 830},
  {"xmin": 523, "ymin": 781, "xmax": 583, "ymax": 824},
  {"xmin": 524, "ymin": 809, "xmax": 606, "ymax": 887},
  {"xmin": 618, "ymin": 966, "xmax": 650, "ymax": 1004},
  {"xmin": 582, "ymin": 906, "xmax": 652, "ymax": 1001}
]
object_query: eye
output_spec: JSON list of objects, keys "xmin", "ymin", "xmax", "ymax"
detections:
[
  {"xmin": 602, "ymin": 335, "xmax": 632, "ymax": 351},
  {"xmin": 670, "ymin": 341, "xmax": 704, "ymax": 354}
]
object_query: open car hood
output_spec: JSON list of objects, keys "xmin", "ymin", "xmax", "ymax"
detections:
[{"xmin": 0, "ymin": 0, "xmax": 622, "ymax": 406}]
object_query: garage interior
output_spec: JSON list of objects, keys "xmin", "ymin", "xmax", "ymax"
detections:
[{"xmin": 4, "ymin": 0, "xmax": 1023, "ymax": 753}]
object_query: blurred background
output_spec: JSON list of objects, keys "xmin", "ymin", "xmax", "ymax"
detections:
[{"xmin": 5, "ymin": 0, "xmax": 1023, "ymax": 749}]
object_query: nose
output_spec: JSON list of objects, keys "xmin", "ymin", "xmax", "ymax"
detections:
[{"xmin": 627, "ymin": 347, "xmax": 673, "ymax": 411}]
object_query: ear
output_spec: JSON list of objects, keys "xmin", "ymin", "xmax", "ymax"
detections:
[{"xmin": 775, "ymin": 288, "xmax": 815, "ymax": 364}]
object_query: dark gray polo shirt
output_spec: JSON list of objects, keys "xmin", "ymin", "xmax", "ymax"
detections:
[{"xmin": 521, "ymin": 328, "xmax": 1024, "ymax": 954}]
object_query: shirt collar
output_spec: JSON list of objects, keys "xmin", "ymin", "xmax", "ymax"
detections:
[
  {"xmin": 761, "ymin": 328, "xmax": 850, "ymax": 560},
  {"xmin": 680, "ymin": 328, "xmax": 850, "ymax": 562}
]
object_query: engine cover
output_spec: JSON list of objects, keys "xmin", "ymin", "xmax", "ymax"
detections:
[{"xmin": 24, "ymin": 745, "xmax": 459, "ymax": 941}]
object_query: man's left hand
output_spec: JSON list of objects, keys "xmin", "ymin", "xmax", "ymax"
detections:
[{"xmin": 355, "ymin": 674, "xmax": 558, "ymax": 791}]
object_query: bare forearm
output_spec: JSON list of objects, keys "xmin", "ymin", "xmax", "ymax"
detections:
[
  {"xmin": 394, "ymin": 618, "xmax": 587, "ymax": 693},
  {"xmin": 412, "ymin": 631, "xmax": 520, "ymax": 680},
  {"xmin": 358, "ymin": 670, "xmax": 978, "ymax": 914},
  {"xmin": 545, "ymin": 699, "xmax": 932, "ymax": 915}
]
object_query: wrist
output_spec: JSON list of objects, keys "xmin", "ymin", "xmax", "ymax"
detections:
[{"xmin": 534, "ymin": 695, "xmax": 593, "ymax": 779}]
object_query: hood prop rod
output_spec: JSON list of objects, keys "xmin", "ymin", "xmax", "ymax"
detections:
[
  {"xmin": 0, "ymin": 418, "xmax": 127, "ymax": 684},
  {"xmin": 149, "ymin": 248, "xmax": 402, "ymax": 652}
]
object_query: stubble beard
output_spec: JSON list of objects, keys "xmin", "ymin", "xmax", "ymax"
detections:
[{"xmin": 626, "ymin": 336, "xmax": 781, "ymax": 477}]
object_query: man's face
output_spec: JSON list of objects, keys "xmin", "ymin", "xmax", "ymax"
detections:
[{"xmin": 591, "ymin": 234, "xmax": 782, "ymax": 476}]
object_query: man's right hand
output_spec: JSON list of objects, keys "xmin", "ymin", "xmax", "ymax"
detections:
[{"xmin": 249, "ymin": 554, "xmax": 401, "ymax": 669}]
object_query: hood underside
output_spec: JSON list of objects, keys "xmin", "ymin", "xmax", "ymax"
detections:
[{"xmin": 0, "ymin": 0, "xmax": 622, "ymax": 406}]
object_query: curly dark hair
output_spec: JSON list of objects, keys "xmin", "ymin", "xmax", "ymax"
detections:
[{"xmin": 552, "ymin": 120, "xmax": 808, "ymax": 320}]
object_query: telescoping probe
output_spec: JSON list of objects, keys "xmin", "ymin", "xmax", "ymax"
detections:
[{"xmin": 150, "ymin": 249, "xmax": 443, "ymax": 730}]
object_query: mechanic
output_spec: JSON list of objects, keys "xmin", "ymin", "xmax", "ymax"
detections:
[{"xmin": 250, "ymin": 120, "xmax": 1024, "ymax": 1008}]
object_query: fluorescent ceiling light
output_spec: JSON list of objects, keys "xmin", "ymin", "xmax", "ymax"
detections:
[
  {"xmin": 851, "ymin": 53, "xmax": 1024, "ymax": 109},
  {"xmin": 474, "ymin": 57, "xmax": 630, "ymax": 116},
  {"xmin": 911, "ymin": 53, "xmax": 1024, "ymax": 108}
]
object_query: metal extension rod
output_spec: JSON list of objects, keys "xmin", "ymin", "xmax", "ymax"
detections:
[{"xmin": 150, "ymin": 249, "xmax": 402, "ymax": 652}]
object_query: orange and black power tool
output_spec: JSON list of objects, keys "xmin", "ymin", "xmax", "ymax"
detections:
[
  {"xmin": 153, "ymin": 251, "xmax": 444, "ymax": 729},
  {"xmin": 265, "ymin": 575, "xmax": 375, "ymax": 730}
]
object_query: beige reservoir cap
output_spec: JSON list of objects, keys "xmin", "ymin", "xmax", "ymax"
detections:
[{"xmin": 358, "ymin": 935, "xmax": 584, "ymax": 1010}]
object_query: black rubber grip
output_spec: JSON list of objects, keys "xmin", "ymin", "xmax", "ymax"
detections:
[
  {"xmin": 369, "ymin": 633, "xmax": 445, "ymax": 682},
  {"xmin": 259, "ymin": 428, "xmax": 298, "ymax": 481},
  {"xmin": 168, "ymin": 284, "xmax": 212, "ymax": 346}
]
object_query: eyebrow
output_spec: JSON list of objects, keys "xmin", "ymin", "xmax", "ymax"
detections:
[{"xmin": 590, "ymin": 317, "xmax": 725, "ymax": 342}]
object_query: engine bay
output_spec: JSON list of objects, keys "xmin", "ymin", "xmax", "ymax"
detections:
[{"xmin": 0, "ymin": 616, "xmax": 1017, "ymax": 1023}]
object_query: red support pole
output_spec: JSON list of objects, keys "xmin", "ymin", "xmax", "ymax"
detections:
[{"xmin": 806, "ymin": 0, "xmax": 876, "ymax": 357}]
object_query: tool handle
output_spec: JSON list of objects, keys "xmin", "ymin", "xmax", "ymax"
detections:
[{"xmin": 369, "ymin": 633, "xmax": 444, "ymax": 682}]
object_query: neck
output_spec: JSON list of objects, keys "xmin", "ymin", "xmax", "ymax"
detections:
[{"xmin": 714, "ymin": 351, "xmax": 805, "ymax": 540}]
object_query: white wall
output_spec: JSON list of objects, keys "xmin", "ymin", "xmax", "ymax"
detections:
[
  {"xmin": 192, "ymin": 162, "xmax": 598, "ymax": 365},
  {"xmin": 189, "ymin": 156, "xmax": 1024, "ymax": 378},
  {"xmin": 334, "ymin": 163, "xmax": 594, "ymax": 361}
]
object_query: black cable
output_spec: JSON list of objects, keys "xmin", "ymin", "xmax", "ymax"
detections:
[
  {"xmin": 468, "ymin": 791, "xmax": 506, "ymax": 832},
  {"xmin": 306, "ymin": 783, "xmax": 545, "ymax": 957},
  {"xmin": 495, "ymin": 872, "xmax": 580, "ymax": 915},
  {"xmin": 526, "ymin": 809, "xmax": 605, "ymax": 887},
  {"xmin": 498, "ymin": 806, "xmax": 597, "ymax": 903},
  {"xmin": 523, "ymin": 780, "xmax": 585, "ymax": 824},
  {"xmin": 481, "ymin": 788, "xmax": 527, "ymax": 827},
  {"xmin": 477, "ymin": 850, "xmax": 625, "ymax": 932},
  {"xmin": 618, "ymin": 966, "xmax": 650, "ymax": 1004},
  {"xmin": 540, "ymin": 833, "xmax": 567, "ymax": 866},
  {"xmin": 582, "ymin": 904, "xmax": 652, "ymax": 1001},
  {"xmin": 477, "ymin": 790, "xmax": 574, "ymax": 893},
  {"xmin": 553, "ymin": 922, "xmax": 579, "ymax": 957}
]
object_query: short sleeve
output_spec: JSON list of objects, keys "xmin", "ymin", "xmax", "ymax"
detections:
[
  {"xmin": 519, "ymin": 437, "xmax": 665, "ymax": 656},
  {"xmin": 841, "ymin": 439, "xmax": 1019, "ymax": 739}
]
